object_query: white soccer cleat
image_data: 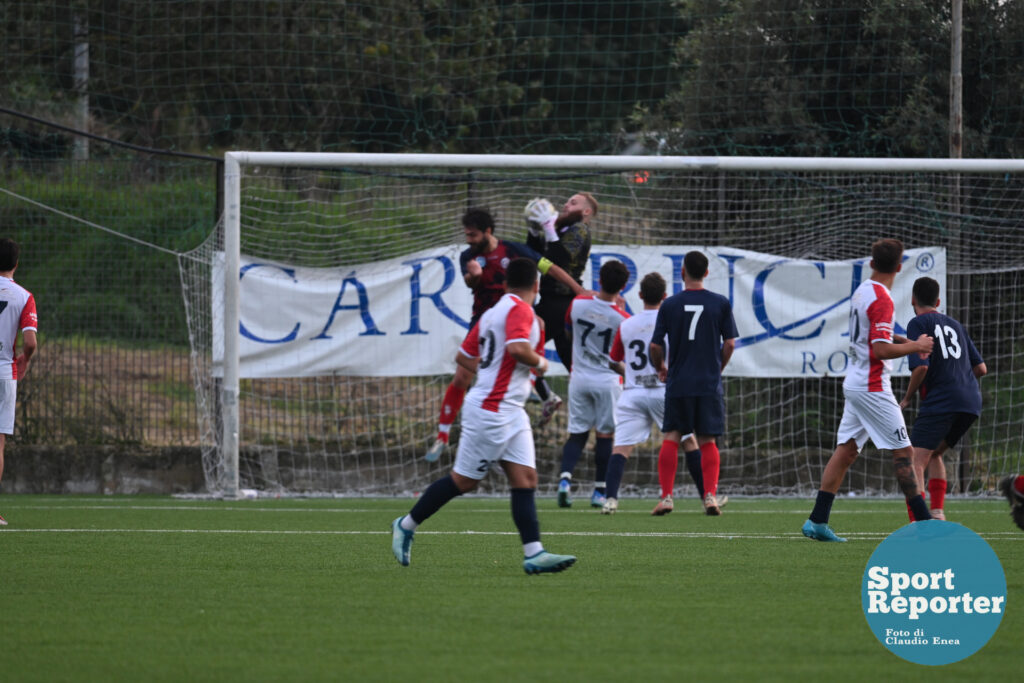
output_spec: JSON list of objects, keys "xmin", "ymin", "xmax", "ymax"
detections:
[
  {"xmin": 601, "ymin": 497, "xmax": 618, "ymax": 515},
  {"xmin": 0, "ymin": 514, "xmax": 7, "ymax": 526},
  {"xmin": 703, "ymin": 493, "xmax": 722, "ymax": 516},
  {"xmin": 930, "ymin": 508, "xmax": 946, "ymax": 521},
  {"xmin": 538, "ymin": 393, "xmax": 563, "ymax": 428},
  {"xmin": 651, "ymin": 495, "xmax": 673, "ymax": 516}
]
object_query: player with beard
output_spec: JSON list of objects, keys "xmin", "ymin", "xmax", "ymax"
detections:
[
  {"xmin": 425, "ymin": 208, "xmax": 583, "ymax": 462},
  {"xmin": 525, "ymin": 192, "xmax": 597, "ymax": 425}
]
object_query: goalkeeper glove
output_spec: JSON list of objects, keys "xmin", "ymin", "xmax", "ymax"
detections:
[{"xmin": 526, "ymin": 198, "xmax": 559, "ymax": 242}]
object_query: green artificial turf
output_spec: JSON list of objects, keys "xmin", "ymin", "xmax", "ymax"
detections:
[{"xmin": 0, "ymin": 495, "xmax": 1019, "ymax": 682}]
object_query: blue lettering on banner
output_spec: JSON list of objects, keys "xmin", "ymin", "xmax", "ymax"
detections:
[
  {"xmin": 828, "ymin": 350, "xmax": 849, "ymax": 374},
  {"xmin": 663, "ymin": 254, "xmax": 687, "ymax": 294},
  {"xmin": 313, "ymin": 272, "xmax": 384, "ymax": 339},
  {"xmin": 239, "ymin": 263, "xmax": 301, "ymax": 343},
  {"xmin": 401, "ymin": 256, "xmax": 469, "ymax": 335},
  {"xmin": 737, "ymin": 261, "xmax": 848, "ymax": 349},
  {"xmin": 717, "ymin": 253, "xmax": 745, "ymax": 308},
  {"xmin": 590, "ymin": 252, "xmax": 637, "ymax": 314},
  {"xmin": 801, "ymin": 351, "xmax": 818, "ymax": 375}
]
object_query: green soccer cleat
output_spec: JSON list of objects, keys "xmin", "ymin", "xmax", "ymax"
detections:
[
  {"xmin": 556, "ymin": 478, "xmax": 572, "ymax": 508},
  {"xmin": 801, "ymin": 519, "xmax": 847, "ymax": 542},
  {"xmin": 523, "ymin": 550, "xmax": 577, "ymax": 575},
  {"xmin": 391, "ymin": 516, "xmax": 414, "ymax": 566}
]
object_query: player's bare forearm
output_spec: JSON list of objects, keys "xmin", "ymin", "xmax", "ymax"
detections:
[
  {"xmin": 900, "ymin": 367, "xmax": 928, "ymax": 407},
  {"xmin": 873, "ymin": 333, "xmax": 933, "ymax": 360},
  {"xmin": 455, "ymin": 352, "xmax": 479, "ymax": 376},
  {"xmin": 609, "ymin": 360, "xmax": 625, "ymax": 377},
  {"xmin": 720, "ymin": 338, "xmax": 736, "ymax": 371},
  {"xmin": 973, "ymin": 362, "xmax": 988, "ymax": 378},
  {"xmin": 508, "ymin": 341, "xmax": 548, "ymax": 375},
  {"xmin": 649, "ymin": 342, "xmax": 667, "ymax": 382}
]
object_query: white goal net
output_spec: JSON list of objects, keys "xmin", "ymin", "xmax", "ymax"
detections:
[{"xmin": 180, "ymin": 153, "xmax": 1024, "ymax": 498}]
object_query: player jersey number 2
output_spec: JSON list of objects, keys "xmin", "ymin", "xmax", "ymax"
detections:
[{"xmin": 933, "ymin": 323, "xmax": 962, "ymax": 359}]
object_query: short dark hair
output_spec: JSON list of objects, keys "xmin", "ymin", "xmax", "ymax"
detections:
[
  {"xmin": 913, "ymin": 276, "xmax": 940, "ymax": 307},
  {"xmin": 639, "ymin": 272, "xmax": 666, "ymax": 305},
  {"xmin": 683, "ymin": 251, "xmax": 708, "ymax": 281},
  {"xmin": 871, "ymin": 238, "xmax": 904, "ymax": 274},
  {"xmin": 506, "ymin": 257, "xmax": 537, "ymax": 290},
  {"xmin": 0, "ymin": 239, "xmax": 19, "ymax": 272},
  {"xmin": 462, "ymin": 208, "xmax": 495, "ymax": 233},
  {"xmin": 599, "ymin": 260, "xmax": 630, "ymax": 295}
]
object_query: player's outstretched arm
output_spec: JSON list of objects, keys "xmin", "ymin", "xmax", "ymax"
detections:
[
  {"xmin": 540, "ymin": 260, "xmax": 585, "ymax": 296},
  {"xmin": 872, "ymin": 333, "xmax": 933, "ymax": 360}
]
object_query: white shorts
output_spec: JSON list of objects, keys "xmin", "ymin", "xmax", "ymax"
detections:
[
  {"xmin": 613, "ymin": 389, "xmax": 663, "ymax": 447},
  {"xmin": 568, "ymin": 375, "xmax": 621, "ymax": 435},
  {"xmin": 837, "ymin": 389, "xmax": 911, "ymax": 452},
  {"xmin": 452, "ymin": 403, "xmax": 535, "ymax": 480},
  {"xmin": 0, "ymin": 379, "xmax": 16, "ymax": 435}
]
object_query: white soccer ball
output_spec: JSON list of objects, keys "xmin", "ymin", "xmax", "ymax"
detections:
[{"xmin": 524, "ymin": 197, "xmax": 555, "ymax": 231}]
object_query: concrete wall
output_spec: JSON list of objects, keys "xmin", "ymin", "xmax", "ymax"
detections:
[{"xmin": 2, "ymin": 445, "xmax": 205, "ymax": 494}]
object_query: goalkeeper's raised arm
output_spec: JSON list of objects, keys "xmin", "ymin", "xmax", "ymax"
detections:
[{"xmin": 525, "ymin": 192, "xmax": 597, "ymax": 372}]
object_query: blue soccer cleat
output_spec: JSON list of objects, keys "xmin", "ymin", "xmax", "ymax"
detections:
[
  {"xmin": 557, "ymin": 478, "xmax": 572, "ymax": 508},
  {"xmin": 523, "ymin": 550, "xmax": 577, "ymax": 575},
  {"xmin": 391, "ymin": 516, "xmax": 415, "ymax": 566},
  {"xmin": 424, "ymin": 437, "xmax": 446, "ymax": 463},
  {"xmin": 801, "ymin": 519, "xmax": 847, "ymax": 542},
  {"xmin": 590, "ymin": 489, "xmax": 606, "ymax": 508}
]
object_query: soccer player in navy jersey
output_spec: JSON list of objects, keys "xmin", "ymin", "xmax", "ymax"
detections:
[
  {"xmin": 392, "ymin": 258, "xmax": 576, "ymax": 574},
  {"xmin": 898, "ymin": 276, "xmax": 986, "ymax": 521},
  {"xmin": 649, "ymin": 251, "xmax": 737, "ymax": 516},
  {"xmin": 802, "ymin": 239, "xmax": 934, "ymax": 542},
  {"xmin": 425, "ymin": 208, "xmax": 584, "ymax": 462}
]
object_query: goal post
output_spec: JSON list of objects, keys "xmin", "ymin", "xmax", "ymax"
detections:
[{"xmin": 198, "ymin": 152, "xmax": 1024, "ymax": 498}]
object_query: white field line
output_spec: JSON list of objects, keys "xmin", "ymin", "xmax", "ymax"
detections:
[
  {"xmin": 0, "ymin": 503, "xmax": 1013, "ymax": 515},
  {"xmin": 1, "ymin": 528, "xmax": 1021, "ymax": 541}
]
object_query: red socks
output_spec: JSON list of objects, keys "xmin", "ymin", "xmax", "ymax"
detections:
[
  {"xmin": 928, "ymin": 478, "xmax": 947, "ymax": 511},
  {"xmin": 700, "ymin": 441, "xmax": 720, "ymax": 497},
  {"xmin": 1015, "ymin": 476, "xmax": 1024, "ymax": 496},
  {"xmin": 437, "ymin": 383, "xmax": 467, "ymax": 442},
  {"xmin": 657, "ymin": 440, "xmax": 679, "ymax": 498}
]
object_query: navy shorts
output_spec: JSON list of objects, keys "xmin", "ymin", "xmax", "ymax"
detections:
[
  {"xmin": 910, "ymin": 411, "xmax": 978, "ymax": 451},
  {"xmin": 662, "ymin": 395, "xmax": 725, "ymax": 436}
]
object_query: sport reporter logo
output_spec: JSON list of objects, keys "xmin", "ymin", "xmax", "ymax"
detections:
[{"xmin": 861, "ymin": 521, "xmax": 1006, "ymax": 665}]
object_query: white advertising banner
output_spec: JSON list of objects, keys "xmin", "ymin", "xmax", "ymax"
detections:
[{"xmin": 212, "ymin": 246, "xmax": 945, "ymax": 379}]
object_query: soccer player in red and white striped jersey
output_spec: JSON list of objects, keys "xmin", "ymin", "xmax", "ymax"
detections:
[
  {"xmin": 0, "ymin": 238, "xmax": 38, "ymax": 526},
  {"xmin": 391, "ymin": 258, "xmax": 576, "ymax": 574},
  {"xmin": 802, "ymin": 239, "xmax": 934, "ymax": 542}
]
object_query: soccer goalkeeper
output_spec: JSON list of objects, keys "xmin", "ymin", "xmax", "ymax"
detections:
[{"xmin": 425, "ymin": 208, "xmax": 585, "ymax": 462}]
